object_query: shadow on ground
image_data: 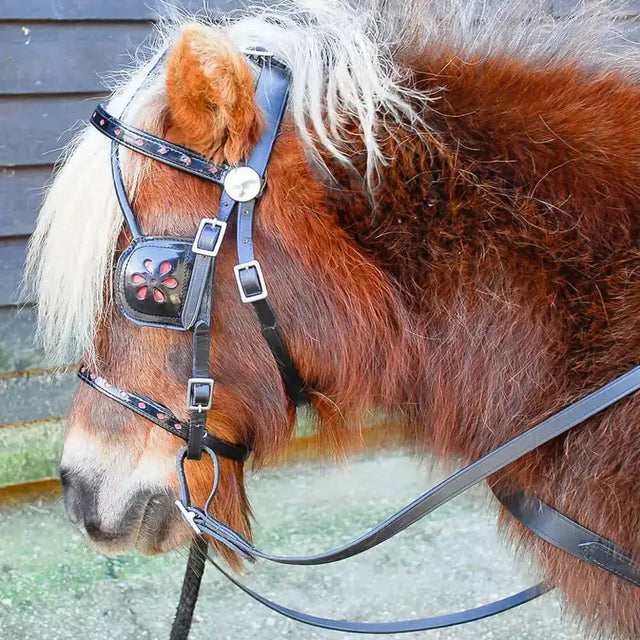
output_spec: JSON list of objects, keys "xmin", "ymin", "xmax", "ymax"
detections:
[{"xmin": 0, "ymin": 451, "xmax": 584, "ymax": 640}]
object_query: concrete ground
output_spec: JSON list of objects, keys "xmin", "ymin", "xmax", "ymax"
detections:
[{"xmin": 0, "ymin": 451, "xmax": 585, "ymax": 640}]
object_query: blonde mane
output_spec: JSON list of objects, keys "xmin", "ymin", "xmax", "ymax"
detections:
[{"xmin": 25, "ymin": 0, "xmax": 640, "ymax": 363}]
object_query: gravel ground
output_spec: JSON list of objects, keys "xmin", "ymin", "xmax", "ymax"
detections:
[{"xmin": 0, "ymin": 451, "xmax": 585, "ymax": 640}]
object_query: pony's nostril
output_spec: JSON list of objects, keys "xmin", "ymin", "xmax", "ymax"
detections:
[
  {"xmin": 83, "ymin": 516, "xmax": 105, "ymax": 540},
  {"xmin": 60, "ymin": 468, "xmax": 98, "ymax": 529},
  {"xmin": 59, "ymin": 466, "xmax": 73, "ymax": 490}
]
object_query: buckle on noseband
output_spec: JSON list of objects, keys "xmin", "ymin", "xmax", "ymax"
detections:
[
  {"xmin": 187, "ymin": 377, "xmax": 214, "ymax": 411},
  {"xmin": 234, "ymin": 260, "xmax": 268, "ymax": 303},
  {"xmin": 192, "ymin": 218, "xmax": 227, "ymax": 257}
]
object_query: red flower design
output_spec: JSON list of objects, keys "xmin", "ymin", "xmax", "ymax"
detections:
[{"xmin": 131, "ymin": 259, "xmax": 178, "ymax": 303}]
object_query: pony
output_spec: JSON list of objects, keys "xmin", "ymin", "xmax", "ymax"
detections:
[{"xmin": 25, "ymin": 0, "xmax": 640, "ymax": 636}]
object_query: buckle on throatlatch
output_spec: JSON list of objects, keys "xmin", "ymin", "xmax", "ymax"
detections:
[
  {"xmin": 192, "ymin": 218, "xmax": 227, "ymax": 257},
  {"xmin": 187, "ymin": 377, "xmax": 214, "ymax": 411},
  {"xmin": 234, "ymin": 260, "xmax": 268, "ymax": 303}
]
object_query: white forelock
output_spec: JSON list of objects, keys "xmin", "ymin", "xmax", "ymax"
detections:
[{"xmin": 24, "ymin": 0, "xmax": 640, "ymax": 363}]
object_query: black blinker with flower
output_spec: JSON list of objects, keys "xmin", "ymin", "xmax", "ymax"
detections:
[{"xmin": 115, "ymin": 236, "xmax": 195, "ymax": 330}]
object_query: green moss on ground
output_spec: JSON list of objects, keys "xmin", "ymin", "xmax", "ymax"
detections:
[{"xmin": 0, "ymin": 421, "xmax": 64, "ymax": 485}]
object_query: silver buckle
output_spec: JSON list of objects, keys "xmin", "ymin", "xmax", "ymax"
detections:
[
  {"xmin": 234, "ymin": 260, "xmax": 268, "ymax": 303},
  {"xmin": 192, "ymin": 218, "xmax": 227, "ymax": 257},
  {"xmin": 175, "ymin": 500, "xmax": 201, "ymax": 534},
  {"xmin": 187, "ymin": 377, "xmax": 214, "ymax": 411}
]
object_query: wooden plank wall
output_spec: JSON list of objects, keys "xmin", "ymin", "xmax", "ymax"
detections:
[
  {"xmin": 0, "ymin": 0, "xmax": 242, "ymax": 427},
  {"xmin": 0, "ymin": 0, "xmax": 639, "ymax": 428}
]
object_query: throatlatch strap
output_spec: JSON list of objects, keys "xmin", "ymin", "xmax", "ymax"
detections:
[
  {"xmin": 496, "ymin": 491, "xmax": 640, "ymax": 588},
  {"xmin": 231, "ymin": 59, "xmax": 308, "ymax": 405},
  {"xmin": 236, "ymin": 201, "xmax": 308, "ymax": 405}
]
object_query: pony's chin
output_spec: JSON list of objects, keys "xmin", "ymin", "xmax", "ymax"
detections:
[
  {"xmin": 134, "ymin": 517, "xmax": 192, "ymax": 556},
  {"xmin": 84, "ymin": 494, "xmax": 190, "ymax": 556}
]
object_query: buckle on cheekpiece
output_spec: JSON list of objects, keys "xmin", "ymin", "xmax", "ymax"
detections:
[
  {"xmin": 187, "ymin": 377, "xmax": 214, "ymax": 411},
  {"xmin": 234, "ymin": 260, "xmax": 268, "ymax": 303},
  {"xmin": 192, "ymin": 218, "xmax": 227, "ymax": 257}
]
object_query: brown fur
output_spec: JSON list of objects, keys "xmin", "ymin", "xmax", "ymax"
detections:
[
  {"xmin": 74, "ymin": 29, "xmax": 640, "ymax": 634},
  {"xmin": 166, "ymin": 24, "xmax": 263, "ymax": 163}
]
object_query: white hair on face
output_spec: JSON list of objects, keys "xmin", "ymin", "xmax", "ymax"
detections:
[
  {"xmin": 23, "ymin": 53, "xmax": 168, "ymax": 365},
  {"xmin": 25, "ymin": 0, "xmax": 640, "ymax": 363}
]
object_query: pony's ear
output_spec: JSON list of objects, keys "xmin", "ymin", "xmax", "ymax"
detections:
[{"xmin": 166, "ymin": 24, "xmax": 262, "ymax": 164}]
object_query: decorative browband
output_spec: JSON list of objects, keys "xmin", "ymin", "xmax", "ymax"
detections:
[
  {"xmin": 77, "ymin": 367, "xmax": 251, "ymax": 463},
  {"xmin": 90, "ymin": 104, "xmax": 229, "ymax": 186}
]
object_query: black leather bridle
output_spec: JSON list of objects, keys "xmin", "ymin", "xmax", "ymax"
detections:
[{"xmin": 79, "ymin": 49, "xmax": 640, "ymax": 639}]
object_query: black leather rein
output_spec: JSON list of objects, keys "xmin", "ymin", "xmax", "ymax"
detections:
[{"xmin": 79, "ymin": 49, "xmax": 640, "ymax": 639}]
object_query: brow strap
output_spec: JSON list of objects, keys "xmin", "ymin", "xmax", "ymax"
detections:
[{"xmin": 91, "ymin": 104, "xmax": 228, "ymax": 185}]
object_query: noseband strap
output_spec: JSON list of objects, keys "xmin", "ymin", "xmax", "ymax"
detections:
[{"xmin": 78, "ymin": 367, "xmax": 250, "ymax": 463}]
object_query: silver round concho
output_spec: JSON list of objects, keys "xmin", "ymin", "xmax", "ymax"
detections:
[{"xmin": 223, "ymin": 166, "xmax": 262, "ymax": 202}]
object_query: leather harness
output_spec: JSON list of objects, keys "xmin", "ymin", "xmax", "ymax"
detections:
[{"xmin": 80, "ymin": 50, "xmax": 640, "ymax": 638}]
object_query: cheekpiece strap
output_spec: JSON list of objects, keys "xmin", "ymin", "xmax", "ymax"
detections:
[
  {"xmin": 77, "ymin": 366, "xmax": 251, "ymax": 463},
  {"xmin": 91, "ymin": 104, "xmax": 228, "ymax": 186}
]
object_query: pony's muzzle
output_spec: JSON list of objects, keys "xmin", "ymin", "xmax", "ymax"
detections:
[{"xmin": 59, "ymin": 465, "xmax": 175, "ymax": 551}]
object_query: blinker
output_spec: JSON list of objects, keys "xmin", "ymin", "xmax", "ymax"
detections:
[{"xmin": 116, "ymin": 236, "xmax": 195, "ymax": 330}]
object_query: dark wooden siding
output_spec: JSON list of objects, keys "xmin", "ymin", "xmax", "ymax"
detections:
[
  {"xmin": 0, "ymin": 1, "xmax": 244, "ymax": 427},
  {"xmin": 0, "ymin": 0, "xmax": 638, "ymax": 425}
]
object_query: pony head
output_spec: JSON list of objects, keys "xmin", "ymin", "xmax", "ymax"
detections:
[{"xmin": 27, "ymin": 12, "xmax": 414, "ymax": 557}]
